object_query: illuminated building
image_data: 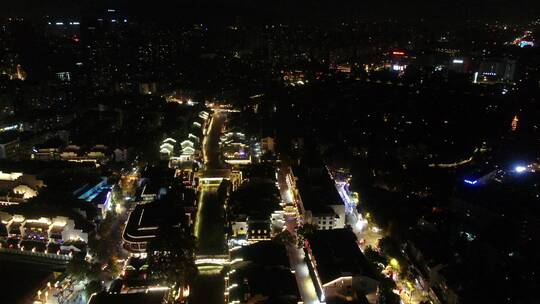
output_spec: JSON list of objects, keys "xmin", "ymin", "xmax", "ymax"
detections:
[
  {"xmin": 139, "ymin": 82, "xmax": 157, "ymax": 95},
  {"xmin": 32, "ymin": 145, "xmax": 60, "ymax": 160},
  {"xmin": 291, "ymin": 165, "xmax": 346, "ymax": 230},
  {"xmin": 230, "ymin": 216, "xmax": 248, "ymax": 238},
  {"xmin": 0, "ymin": 213, "xmax": 92, "ymax": 249},
  {"xmin": 246, "ymin": 220, "xmax": 271, "ymax": 242},
  {"xmin": 46, "ymin": 19, "xmax": 81, "ymax": 39},
  {"xmin": 448, "ymin": 57, "xmax": 470, "ymax": 73},
  {"xmin": 228, "ymin": 178, "xmax": 284, "ymax": 245},
  {"xmin": 159, "ymin": 139, "xmax": 175, "ymax": 160},
  {"xmin": 475, "ymin": 58, "xmax": 516, "ymax": 84},
  {"xmin": 511, "ymin": 115, "xmax": 518, "ymax": 131},
  {"xmin": 15, "ymin": 64, "xmax": 26, "ymax": 80},
  {"xmin": 73, "ymin": 178, "xmax": 113, "ymax": 219},
  {"xmin": 56, "ymin": 144, "xmax": 109, "ymax": 164},
  {"xmin": 0, "ymin": 171, "xmax": 44, "ymax": 205},
  {"xmin": 56, "ymin": 72, "xmax": 71, "ymax": 82},
  {"xmin": 123, "ymin": 190, "xmax": 194, "ymax": 252},
  {"xmin": 261, "ymin": 137, "xmax": 275, "ymax": 154},
  {"xmin": 0, "ymin": 131, "xmax": 20, "ymax": 160},
  {"xmin": 122, "ymin": 203, "xmax": 159, "ymax": 252},
  {"xmin": 282, "ymin": 70, "xmax": 307, "ymax": 86},
  {"xmin": 385, "ymin": 50, "xmax": 409, "ymax": 74},
  {"xmin": 220, "ymin": 132, "xmax": 252, "ymax": 165}
]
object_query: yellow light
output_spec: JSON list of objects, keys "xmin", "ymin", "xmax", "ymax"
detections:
[
  {"xmin": 390, "ymin": 258, "xmax": 399, "ymax": 269},
  {"xmin": 148, "ymin": 286, "xmax": 169, "ymax": 292},
  {"xmin": 406, "ymin": 280, "xmax": 414, "ymax": 290}
]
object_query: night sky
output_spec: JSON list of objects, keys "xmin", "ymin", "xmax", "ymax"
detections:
[{"xmin": 3, "ymin": 0, "xmax": 539, "ymax": 23}]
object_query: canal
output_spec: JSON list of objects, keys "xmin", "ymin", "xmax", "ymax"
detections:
[{"xmin": 190, "ymin": 111, "xmax": 227, "ymax": 304}]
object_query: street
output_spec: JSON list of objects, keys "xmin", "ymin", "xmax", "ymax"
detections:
[{"xmin": 276, "ymin": 166, "xmax": 321, "ymax": 304}]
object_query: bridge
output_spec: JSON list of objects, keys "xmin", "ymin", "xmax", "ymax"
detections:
[
  {"xmin": 0, "ymin": 248, "xmax": 71, "ymax": 272},
  {"xmin": 194, "ymin": 254, "xmax": 244, "ymax": 268},
  {"xmin": 197, "ymin": 169, "xmax": 242, "ymax": 190},
  {"xmin": 194, "ymin": 254, "xmax": 230, "ymax": 266}
]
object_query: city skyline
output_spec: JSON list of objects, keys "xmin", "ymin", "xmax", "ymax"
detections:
[{"xmin": 0, "ymin": 3, "xmax": 539, "ymax": 304}]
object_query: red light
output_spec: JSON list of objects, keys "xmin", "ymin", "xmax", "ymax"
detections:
[
  {"xmin": 392, "ymin": 51, "xmax": 405, "ymax": 56},
  {"xmin": 72, "ymin": 36, "xmax": 80, "ymax": 42}
]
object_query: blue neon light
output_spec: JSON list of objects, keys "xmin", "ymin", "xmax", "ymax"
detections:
[
  {"xmin": 519, "ymin": 41, "xmax": 534, "ymax": 48},
  {"xmin": 464, "ymin": 179, "xmax": 478, "ymax": 185}
]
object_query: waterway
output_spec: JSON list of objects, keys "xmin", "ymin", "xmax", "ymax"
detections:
[
  {"xmin": 190, "ymin": 111, "xmax": 227, "ymax": 304},
  {"xmin": 0, "ymin": 260, "xmax": 55, "ymax": 304},
  {"xmin": 194, "ymin": 188, "xmax": 226, "ymax": 255}
]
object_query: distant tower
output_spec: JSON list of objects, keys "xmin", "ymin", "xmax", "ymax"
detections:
[{"xmin": 511, "ymin": 115, "xmax": 519, "ymax": 131}]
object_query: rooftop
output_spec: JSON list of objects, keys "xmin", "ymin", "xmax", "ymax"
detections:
[
  {"xmin": 232, "ymin": 240, "xmax": 290, "ymax": 266},
  {"xmin": 228, "ymin": 241, "xmax": 299, "ymax": 303},
  {"xmin": 306, "ymin": 228, "xmax": 378, "ymax": 284},
  {"xmin": 123, "ymin": 199, "xmax": 188, "ymax": 243},
  {"xmin": 292, "ymin": 164, "xmax": 342, "ymax": 212},
  {"xmin": 229, "ymin": 180, "xmax": 281, "ymax": 220},
  {"xmin": 0, "ymin": 130, "xmax": 20, "ymax": 144}
]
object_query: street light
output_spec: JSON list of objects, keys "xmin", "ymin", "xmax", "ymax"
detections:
[{"xmin": 514, "ymin": 165, "xmax": 527, "ymax": 173}]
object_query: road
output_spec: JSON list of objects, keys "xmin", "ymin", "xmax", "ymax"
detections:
[
  {"xmin": 334, "ymin": 181, "xmax": 376, "ymax": 246},
  {"xmin": 190, "ymin": 110, "xmax": 227, "ymax": 304},
  {"xmin": 276, "ymin": 166, "xmax": 321, "ymax": 304},
  {"xmin": 43, "ymin": 279, "xmax": 87, "ymax": 304}
]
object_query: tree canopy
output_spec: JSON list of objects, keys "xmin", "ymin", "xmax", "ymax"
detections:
[{"xmin": 147, "ymin": 224, "xmax": 198, "ymax": 286}]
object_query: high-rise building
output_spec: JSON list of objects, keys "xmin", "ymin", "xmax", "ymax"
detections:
[{"xmin": 476, "ymin": 58, "xmax": 516, "ymax": 84}]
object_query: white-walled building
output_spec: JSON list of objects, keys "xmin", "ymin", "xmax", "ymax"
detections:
[
  {"xmin": 0, "ymin": 171, "xmax": 44, "ymax": 205},
  {"xmin": 0, "ymin": 213, "xmax": 90, "ymax": 244},
  {"xmin": 291, "ymin": 165, "xmax": 346, "ymax": 230}
]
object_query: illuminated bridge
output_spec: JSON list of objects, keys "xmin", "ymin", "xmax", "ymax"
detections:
[
  {"xmin": 197, "ymin": 169, "xmax": 242, "ymax": 190},
  {"xmin": 194, "ymin": 255, "xmax": 245, "ymax": 268},
  {"xmin": 194, "ymin": 254, "xmax": 230, "ymax": 266}
]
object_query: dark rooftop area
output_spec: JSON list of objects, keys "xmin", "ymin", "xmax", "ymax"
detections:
[
  {"xmin": 229, "ymin": 241, "xmax": 299, "ymax": 303},
  {"xmin": 232, "ymin": 240, "xmax": 289, "ymax": 267},
  {"xmin": 123, "ymin": 199, "xmax": 188, "ymax": 243},
  {"xmin": 292, "ymin": 164, "xmax": 342, "ymax": 211},
  {"xmin": 0, "ymin": 130, "xmax": 20, "ymax": 143},
  {"xmin": 306, "ymin": 228, "xmax": 378, "ymax": 284}
]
